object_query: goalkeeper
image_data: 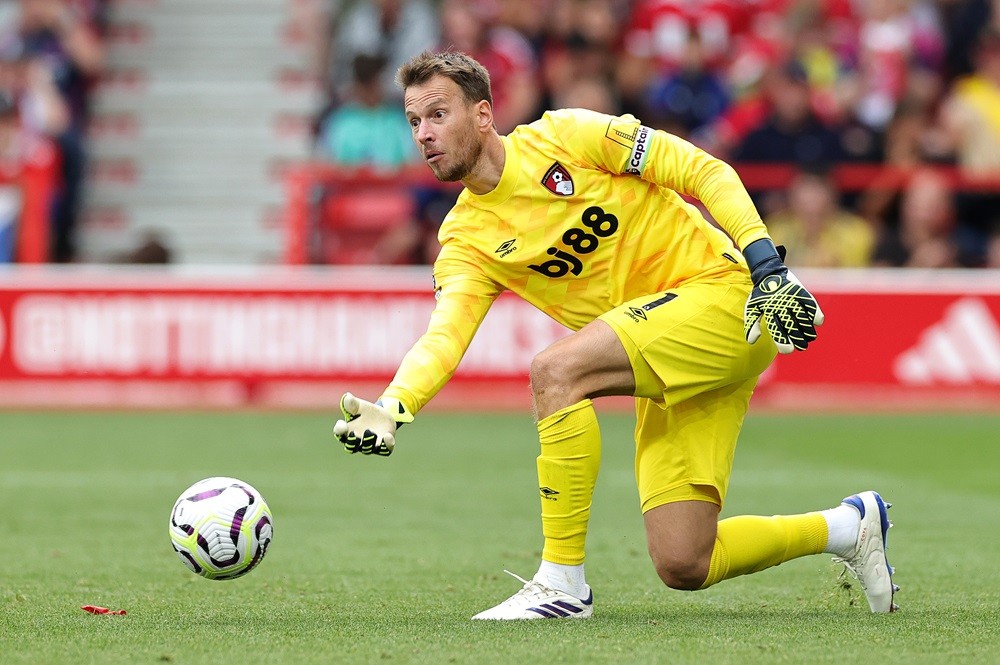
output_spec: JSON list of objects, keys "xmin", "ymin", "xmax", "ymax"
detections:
[{"xmin": 334, "ymin": 51, "xmax": 897, "ymax": 618}]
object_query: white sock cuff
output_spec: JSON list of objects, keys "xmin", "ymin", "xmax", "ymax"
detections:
[
  {"xmin": 820, "ymin": 504, "xmax": 861, "ymax": 558},
  {"xmin": 536, "ymin": 560, "xmax": 588, "ymax": 598}
]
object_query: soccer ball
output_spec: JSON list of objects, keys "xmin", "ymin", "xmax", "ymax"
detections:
[{"xmin": 168, "ymin": 477, "xmax": 273, "ymax": 580}]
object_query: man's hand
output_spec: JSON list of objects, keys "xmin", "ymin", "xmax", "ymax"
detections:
[
  {"xmin": 333, "ymin": 393, "xmax": 414, "ymax": 456},
  {"xmin": 742, "ymin": 239, "xmax": 825, "ymax": 354}
]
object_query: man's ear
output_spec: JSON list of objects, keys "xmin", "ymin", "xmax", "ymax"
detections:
[{"xmin": 476, "ymin": 100, "xmax": 494, "ymax": 131}]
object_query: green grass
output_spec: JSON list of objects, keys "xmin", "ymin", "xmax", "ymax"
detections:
[{"xmin": 0, "ymin": 409, "xmax": 998, "ymax": 664}]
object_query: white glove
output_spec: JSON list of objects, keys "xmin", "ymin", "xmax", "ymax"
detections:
[{"xmin": 333, "ymin": 393, "xmax": 413, "ymax": 456}]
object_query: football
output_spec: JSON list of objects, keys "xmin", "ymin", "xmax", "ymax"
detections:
[{"xmin": 168, "ymin": 476, "xmax": 273, "ymax": 580}]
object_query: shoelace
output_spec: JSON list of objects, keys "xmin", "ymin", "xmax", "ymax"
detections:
[
  {"xmin": 833, "ymin": 558, "xmax": 864, "ymax": 584},
  {"xmin": 502, "ymin": 569, "xmax": 552, "ymax": 601}
]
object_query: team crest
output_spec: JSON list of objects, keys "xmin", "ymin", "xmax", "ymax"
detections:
[{"xmin": 542, "ymin": 162, "xmax": 574, "ymax": 196}]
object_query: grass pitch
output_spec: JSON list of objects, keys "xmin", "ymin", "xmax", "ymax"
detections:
[{"xmin": 0, "ymin": 409, "xmax": 998, "ymax": 664}]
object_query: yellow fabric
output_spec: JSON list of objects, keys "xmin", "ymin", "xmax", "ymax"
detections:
[
  {"xmin": 632, "ymin": 377, "xmax": 762, "ymax": 514},
  {"xmin": 599, "ymin": 281, "xmax": 773, "ymax": 408},
  {"xmin": 643, "ymin": 482, "xmax": 722, "ymax": 508},
  {"xmin": 595, "ymin": 280, "xmax": 773, "ymax": 512},
  {"xmin": 381, "ymin": 109, "xmax": 769, "ymax": 413},
  {"xmin": 954, "ymin": 75, "xmax": 1000, "ymax": 140},
  {"xmin": 536, "ymin": 399, "xmax": 602, "ymax": 565},
  {"xmin": 765, "ymin": 211, "xmax": 875, "ymax": 268},
  {"xmin": 700, "ymin": 513, "xmax": 829, "ymax": 588}
]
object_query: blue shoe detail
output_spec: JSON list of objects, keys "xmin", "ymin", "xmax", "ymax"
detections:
[
  {"xmin": 539, "ymin": 604, "xmax": 570, "ymax": 617},
  {"xmin": 844, "ymin": 491, "xmax": 891, "ymax": 552},
  {"xmin": 872, "ymin": 491, "xmax": 890, "ymax": 545},
  {"xmin": 553, "ymin": 600, "xmax": 586, "ymax": 613},
  {"xmin": 842, "ymin": 493, "xmax": 866, "ymax": 519}
]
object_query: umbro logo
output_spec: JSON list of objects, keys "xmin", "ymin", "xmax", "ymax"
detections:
[
  {"xmin": 539, "ymin": 486, "xmax": 559, "ymax": 501},
  {"xmin": 894, "ymin": 298, "xmax": 1000, "ymax": 384},
  {"xmin": 496, "ymin": 239, "xmax": 517, "ymax": 257}
]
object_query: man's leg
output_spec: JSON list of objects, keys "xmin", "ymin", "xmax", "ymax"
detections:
[
  {"xmin": 531, "ymin": 319, "xmax": 635, "ymax": 582},
  {"xmin": 643, "ymin": 489, "xmax": 897, "ymax": 613},
  {"xmin": 472, "ymin": 320, "xmax": 634, "ymax": 620},
  {"xmin": 636, "ymin": 378, "xmax": 830, "ymax": 589},
  {"xmin": 643, "ymin": 498, "xmax": 828, "ymax": 590}
]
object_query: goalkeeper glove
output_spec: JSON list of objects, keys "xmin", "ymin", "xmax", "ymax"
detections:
[
  {"xmin": 333, "ymin": 393, "xmax": 414, "ymax": 456},
  {"xmin": 742, "ymin": 238, "xmax": 825, "ymax": 354}
]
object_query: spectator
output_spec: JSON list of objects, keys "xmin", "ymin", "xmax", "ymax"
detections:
[
  {"xmin": 872, "ymin": 168, "xmax": 961, "ymax": 268},
  {"xmin": 315, "ymin": 52, "xmax": 426, "ymax": 266},
  {"xmin": 618, "ymin": 0, "xmax": 748, "ymax": 111},
  {"xmin": 0, "ymin": 91, "xmax": 21, "ymax": 262},
  {"xmin": 551, "ymin": 75, "xmax": 619, "ymax": 115},
  {"xmin": 326, "ymin": 0, "xmax": 439, "ymax": 106},
  {"xmin": 495, "ymin": 0, "xmax": 554, "ymax": 55},
  {"xmin": 764, "ymin": 167, "xmax": 875, "ymax": 268},
  {"xmin": 939, "ymin": 26, "xmax": 1000, "ymax": 173},
  {"xmin": 733, "ymin": 59, "xmax": 844, "ymax": 168},
  {"xmin": 540, "ymin": 0, "xmax": 622, "ymax": 115},
  {"xmin": 315, "ymin": 54, "xmax": 416, "ymax": 168},
  {"xmin": 16, "ymin": 0, "xmax": 105, "ymax": 262},
  {"xmin": 986, "ymin": 230, "xmax": 1000, "ymax": 268},
  {"xmin": 941, "ymin": 0, "xmax": 994, "ymax": 80},
  {"xmin": 438, "ymin": 0, "xmax": 540, "ymax": 133},
  {"xmin": 938, "ymin": 25, "xmax": 1000, "ymax": 262},
  {"xmin": 845, "ymin": 0, "xmax": 944, "ymax": 131},
  {"xmin": 642, "ymin": 32, "xmax": 729, "ymax": 138},
  {"xmin": 114, "ymin": 229, "xmax": 172, "ymax": 264},
  {"xmin": 856, "ymin": 97, "xmax": 940, "ymax": 234}
]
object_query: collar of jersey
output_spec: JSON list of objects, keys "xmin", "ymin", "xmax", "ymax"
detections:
[{"xmin": 468, "ymin": 134, "xmax": 520, "ymax": 206}]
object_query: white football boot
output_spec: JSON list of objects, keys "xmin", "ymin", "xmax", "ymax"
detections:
[
  {"xmin": 835, "ymin": 491, "xmax": 898, "ymax": 613},
  {"xmin": 471, "ymin": 570, "xmax": 593, "ymax": 620}
]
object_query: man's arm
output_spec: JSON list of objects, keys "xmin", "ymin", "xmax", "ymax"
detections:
[
  {"xmin": 334, "ymin": 256, "xmax": 501, "ymax": 455},
  {"xmin": 555, "ymin": 109, "xmax": 824, "ymax": 352},
  {"xmin": 638, "ymin": 134, "xmax": 826, "ymax": 352}
]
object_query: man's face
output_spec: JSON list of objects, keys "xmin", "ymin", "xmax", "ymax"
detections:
[{"xmin": 404, "ymin": 75, "xmax": 484, "ymax": 182}]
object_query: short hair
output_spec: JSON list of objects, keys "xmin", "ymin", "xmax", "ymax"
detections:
[{"xmin": 396, "ymin": 50, "xmax": 493, "ymax": 106}]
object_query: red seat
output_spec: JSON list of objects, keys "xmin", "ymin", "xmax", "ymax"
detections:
[{"xmin": 320, "ymin": 188, "xmax": 414, "ymax": 264}]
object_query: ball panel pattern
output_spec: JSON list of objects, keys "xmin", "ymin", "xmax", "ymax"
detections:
[{"xmin": 168, "ymin": 477, "xmax": 273, "ymax": 580}]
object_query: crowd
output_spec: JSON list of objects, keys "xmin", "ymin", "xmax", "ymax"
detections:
[
  {"xmin": 0, "ymin": 0, "xmax": 105, "ymax": 264},
  {"xmin": 310, "ymin": 0, "xmax": 1000, "ymax": 269}
]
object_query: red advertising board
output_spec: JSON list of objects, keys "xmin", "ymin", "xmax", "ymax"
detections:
[{"xmin": 0, "ymin": 267, "xmax": 997, "ymax": 409}]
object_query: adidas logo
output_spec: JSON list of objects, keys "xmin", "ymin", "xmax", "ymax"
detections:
[{"xmin": 894, "ymin": 298, "xmax": 1000, "ymax": 384}]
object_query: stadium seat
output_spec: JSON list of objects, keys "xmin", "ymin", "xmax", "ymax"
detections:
[{"xmin": 319, "ymin": 187, "xmax": 414, "ymax": 264}]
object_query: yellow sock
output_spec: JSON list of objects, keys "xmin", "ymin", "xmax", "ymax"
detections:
[
  {"xmin": 536, "ymin": 399, "xmax": 601, "ymax": 565},
  {"xmin": 700, "ymin": 513, "xmax": 828, "ymax": 588}
]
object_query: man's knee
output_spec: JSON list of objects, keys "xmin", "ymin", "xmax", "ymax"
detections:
[
  {"xmin": 643, "ymin": 499, "xmax": 719, "ymax": 591},
  {"xmin": 529, "ymin": 347, "xmax": 577, "ymax": 396},
  {"xmin": 649, "ymin": 551, "xmax": 711, "ymax": 591}
]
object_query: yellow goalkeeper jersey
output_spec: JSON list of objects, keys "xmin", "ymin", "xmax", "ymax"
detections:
[{"xmin": 382, "ymin": 108, "xmax": 771, "ymax": 414}]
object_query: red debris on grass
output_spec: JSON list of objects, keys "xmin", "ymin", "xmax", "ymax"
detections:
[{"xmin": 81, "ymin": 605, "xmax": 127, "ymax": 615}]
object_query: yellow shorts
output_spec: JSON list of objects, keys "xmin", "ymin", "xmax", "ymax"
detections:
[{"xmin": 599, "ymin": 280, "xmax": 776, "ymax": 514}]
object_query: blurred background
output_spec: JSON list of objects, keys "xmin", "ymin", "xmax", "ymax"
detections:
[{"xmin": 0, "ymin": 0, "xmax": 997, "ymax": 410}]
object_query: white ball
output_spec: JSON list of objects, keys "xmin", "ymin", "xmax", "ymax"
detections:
[{"xmin": 168, "ymin": 477, "xmax": 273, "ymax": 580}]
